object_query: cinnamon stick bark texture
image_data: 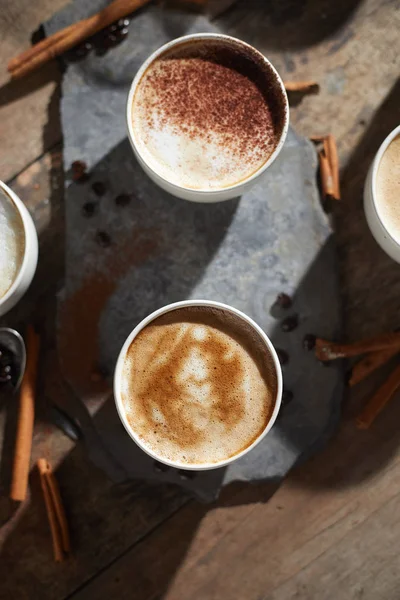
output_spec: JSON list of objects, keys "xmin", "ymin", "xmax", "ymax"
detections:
[
  {"xmin": 10, "ymin": 327, "xmax": 40, "ymax": 502},
  {"xmin": 8, "ymin": 0, "xmax": 152, "ymax": 79},
  {"xmin": 325, "ymin": 134, "xmax": 340, "ymax": 200},
  {"xmin": 318, "ymin": 150, "xmax": 335, "ymax": 198},
  {"xmin": 37, "ymin": 459, "xmax": 71, "ymax": 562},
  {"xmin": 356, "ymin": 362, "xmax": 400, "ymax": 429},
  {"xmin": 284, "ymin": 80, "xmax": 319, "ymax": 94},
  {"xmin": 315, "ymin": 332, "xmax": 400, "ymax": 361},
  {"xmin": 349, "ymin": 347, "xmax": 400, "ymax": 387}
]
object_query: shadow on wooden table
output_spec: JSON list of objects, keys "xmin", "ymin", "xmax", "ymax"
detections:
[
  {"xmin": 219, "ymin": 0, "xmax": 363, "ymax": 50},
  {"xmin": 291, "ymin": 77, "xmax": 400, "ymax": 494},
  {"xmin": 0, "ymin": 239, "xmax": 344, "ymax": 599},
  {"xmin": 1, "ymin": 68, "xmax": 400, "ymax": 600}
]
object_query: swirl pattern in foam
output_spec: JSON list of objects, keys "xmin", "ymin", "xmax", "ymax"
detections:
[
  {"xmin": 0, "ymin": 189, "xmax": 25, "ymax": 300},
  {"xmin": 132, "ymin": 39, "xmax": 286, "ymax": 190},
  {"xmin": 121, "ymin": 307, "xmax": 277, "ymax": 465}
]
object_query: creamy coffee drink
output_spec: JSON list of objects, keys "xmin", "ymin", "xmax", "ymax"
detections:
[
  {"xmin": 376, "ymin": 135, "xmax": 400, "ymax": 240},
  {"xmin": 121, "ymin": 306, "xmax": 277, "ymax": 465},
  {"xmin": 132, "ymin": 38, "xmax": 286, "ymax": 191},
  {"xmin": 0, "ymin": 188, "xmax": 25, "ymax": 299}
]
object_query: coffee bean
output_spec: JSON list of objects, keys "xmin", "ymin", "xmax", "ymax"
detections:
[
  {"xmin": 107, "ymin": 33, "xmax": 118, "ymax": 44},
  {"xmin": 115, "ymin": 193, "xmax": 131, "ymax": 207},
  {"xmin": 82, "ymin": 202, "xmax": 97, "ymax": 218},
  {"xmin": 91, "ymin": 181, "xmax": 106, "ymax": 196},
  {"xmin": 0, "ymin": 346, "xmax": 15, "ymax": 369},
  {"xmin": 117, "ymin": 18, "xmax": 130, "ymax": 29},
  {"xmin": 276, "ymin": 293, "xmax": 292, "ymax": 309},
  {"xmin": 270, "ymin": 292, "xmax": 294, "ymax": 318},
  {"xmin": 95, "ymin": 231, "xmax": 111, "ymax": 247},
  {"xmin": 281, "ymin": 314, "xmax": 299, "ymax": 332},
  {"xmin": 118, "ymin": 28, "xmax": 129, "ymax": 40},
  {"xmin": 302, "ymin": 333, "xmax": 316, "ymax": 351},
  {"xmin": 0, "ymin": 344, "xmax": 15, "ymax": 388},
  {"xmin": 71, "ymin": 160, "xmax": 87, "ymax": 172},
  {"xmin": 276, "ymin": 348, "xmax": 289, "ymax": 366},
  {"xmin": 71, "ymin": 160, "xmax": 90, "ymax": 183},
  {"xmin": 66, "ymin": 41, "xmax": 92, "ymax": 62}
]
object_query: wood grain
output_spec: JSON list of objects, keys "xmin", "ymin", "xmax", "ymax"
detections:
[
  {"xmin": 69, "ymin": 403, "xmax": 400, "ymax": 600},
  {"xmin": 1, "ymin": 0, "xmax": 400, "ymax": 598},
  {"xmin": 0, "ymin": 0, "xmax": 69, "ymax": 181}
]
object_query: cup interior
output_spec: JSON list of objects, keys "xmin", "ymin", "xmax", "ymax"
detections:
[
  {"xmin": 114, "ymin": 300, "xmax": 283, "ymax": 470},
  {"xmin": 126, "ymin": 33, "xmax": 289, "ymax": 197},
  {"xmin": 371, "ymin": 123, "xmax": 400, "ymax": 245},
  {"xmin": 0, "ymin": 182, "xmax": 29, "ymax": 308}
]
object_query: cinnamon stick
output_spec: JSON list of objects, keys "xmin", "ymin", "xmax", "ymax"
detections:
[
  {"xmin": 356, "ymin": 362, "xmax": 400, "ymax": 429},
  {"xmin": 10, "ymin": 327, "xmax": 40, "ymax": 502},
  {"xmin": 284, "ymin": 80, "xmax": 319, "ymax": 94},
  {"xmin": 45, "ymin": 464, "xmax": 70, "ymax": 554},
  {"xmin": 37, "ymin": 459, "xmax": 71, "ymax": 561},
  {"xmin": 324, "ymin": 134, "xmax": 340, "ymax": 200},
  {"xmin": 38, "ymin": 459, "xmax": 64, "ymax": 562},
  {"xmin": 349, "ymin": 347, "xmax": 400, "ymax": 387},
  {"xmin": 318, "ymin": 149, "xmax": 335, "ymax": 198},
  {"xmin": 8, "ymin": 25, "xmax": 75, "ymax": 72},
  {"xmin": 8, "ymin": 0, "xmax": 152, "ymax": 79},
  {"xmin": 315, "ymin": 332, "xmax": 400, "ymax": 362}
]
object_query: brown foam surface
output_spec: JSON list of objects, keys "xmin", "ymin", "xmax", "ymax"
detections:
[
  {"xmin": 121, "ymin": 307, "xmax": 277, "ymax": 465},
  {"xmin": 132, "ymin": 38, "xmax": 287, "ymax": 190}
]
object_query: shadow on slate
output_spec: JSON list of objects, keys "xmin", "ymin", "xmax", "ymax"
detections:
[{"xmin": 44, "ymin": 2, "xmax": 344, "ymax": 502}]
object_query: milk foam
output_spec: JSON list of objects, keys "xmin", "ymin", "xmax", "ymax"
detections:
[
  {"xmin": 121, "ymin": 307, "xmax": 277, "ymax": 465},
  {"xmin": 376, "ymin": 135, "xmax": 400, "ymax": 240},
  {"xmin": 0, "ymin": 189, "xmax": 25, "ymax": 299},
  {"xmin": 133, "ymin": 104, "xmax": 268, "ymax": 190},
  {"xmin": 132, "ymin": 41, "xmax": 281, "ymax": 190}
]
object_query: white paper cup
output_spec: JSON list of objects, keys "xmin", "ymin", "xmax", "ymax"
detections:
[
  {"xmin": 114, "ymin": 300, "xmax": 282, "ymax": 470},
  {"xmin": 0, "ymin": 181, "xmax": 38, "ymax": 317},
  {"xmin": 364, "ymin": 124, "xmax": 400, "ymax": 262},
  {"xmin": 126, "ymin": 33, "xmax": 289, "ymax": 203}
]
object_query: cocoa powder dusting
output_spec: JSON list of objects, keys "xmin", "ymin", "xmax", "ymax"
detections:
[
  {"xmin": 137, "ymin": 40, "xmax": 286, "ymax": 174},
  {"xmin": 58, "ymin": 232, "xmax": 159, "ymax": 397}
]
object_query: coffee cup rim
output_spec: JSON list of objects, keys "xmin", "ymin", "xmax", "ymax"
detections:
[
  {"xmin": 0, "ymin": 181, "xmax": 36, "ymax": 311},
  {"xmin": 114, "ymin": 299, "xmax": 283, "ymax": 471},
  {"xmin": 370, "ymin": 123, "xmax": 400, "ymax": 247},
  {"xmin": 126, "ymin": 32, "xmax": 289, "ymax": 197}
]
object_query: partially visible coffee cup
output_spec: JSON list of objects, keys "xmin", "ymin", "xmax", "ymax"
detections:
[
  {"xmin": 364, "ymin": 124, "xmax": 400, "ymax": 262},
  {"xmin": 114, "ymin": 300, "xmax": 282, "ymax": 470},
  {"xmin": 0, "ymin": 181, "xmax": 38, "ymax": 316},
  {"xmin": 126, "ymin": 33, "xmax": 289, "ymax": 202}
]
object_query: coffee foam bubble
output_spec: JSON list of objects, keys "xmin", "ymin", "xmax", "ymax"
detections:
[
  {"xmin": 132, "ymin": 39, "xmax": 285, "ymax": 190},
  {"xmin": 376, "ymin": 135, "xmax": 400, "ymax": 240},
  {"xmin": 0, "ymin": 189, "xmax": 25, "ymax": 300},
  {"xmin": 121, "ymin": 307, "xmax": 277, "ymax": 465}
]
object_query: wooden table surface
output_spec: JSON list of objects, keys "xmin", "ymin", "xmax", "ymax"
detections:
[{"xmin": 1, "ymin": 1, "xmax": 400, "ymax": 598}]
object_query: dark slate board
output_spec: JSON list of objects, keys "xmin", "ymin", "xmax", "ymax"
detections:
[{"xmin": 45, "ymin": 2, "xmax": 343, "ymax": 502}]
